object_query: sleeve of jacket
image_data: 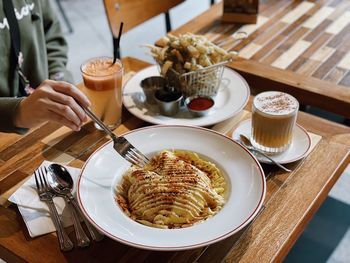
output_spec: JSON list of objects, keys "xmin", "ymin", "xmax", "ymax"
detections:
[
  {"xmin": 41, "ymin": 0, "xmax": 74, "ymax": 84},
  {"xmin": 0, "ymin": 97, "xmax": 28, "ymax": 134}
]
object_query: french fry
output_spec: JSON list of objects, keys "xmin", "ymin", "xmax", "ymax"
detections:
[
  {"xmin": 180, "ymin": 37, "xmax": 191, "ymax": 48},
  {"xmin": 161, "ymin": 60, "xmax": 173, "ymax": 75},
  {"xmin": 187, "ymin": 45, "xmax": 200, "ymax": 58},
  {"xmin": 170, "ymin": 49, "xmax": 184, "ymax": 63},
  {"xmin": 171, "ymin": 40, "xmax": 181, "ymax": 49},
  {"xmin": 199, "ymin": 55, "xmax": 212, "ymax": 67},
  {"xmin": 159, "ymin": 47, "xmax": 168, "ymax": 61},
  {"xmin": 184, "ymin": 62, "xmax": 191, "ymax": 70},
  {"xmin": 145, "ymin": 32, "xmax": 235, "ymax": 74},
  {"xmin": 194, "ymin": 43, "xmax": 208, "ymax": 54},
  {"xmin": 157, "ymin": 36, "xmax": 170, "ymax": 47}
]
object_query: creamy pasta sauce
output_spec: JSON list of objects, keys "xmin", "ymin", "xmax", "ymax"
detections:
[{"xmin": 116, "ymin": 150, "xmax": 226, "ymax": 229}]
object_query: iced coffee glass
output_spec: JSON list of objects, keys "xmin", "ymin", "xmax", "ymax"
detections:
[
  {"xmin": 81, "ymin": 57, "xmax": 123, "ymax": 130},
  {"xmin": 251, "ymin": 91, "xmax": 299, "ymax": 154}
]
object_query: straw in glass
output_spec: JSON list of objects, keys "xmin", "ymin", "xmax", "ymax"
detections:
[{"xmin": 112, "ymin": 22, "xmax": 124, "ymax": 64}]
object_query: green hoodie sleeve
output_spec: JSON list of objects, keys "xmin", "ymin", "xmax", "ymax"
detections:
[
  {"xmin": 0, "ymin": 97, "xmax": 28, "ymax": 134},
  {"xmin": 41, "ymin": 0, "xmax": 74, "ymax": 83}
]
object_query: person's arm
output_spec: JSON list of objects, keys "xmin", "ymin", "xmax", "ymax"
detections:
[
  {"xmin": 1, "ymin": 80, "xmax": 90, "ymax": 134},
  {"xmin": 41, "ymin": 0, "xmax": 73, "ymax": 83},
  {"xmin": 0, "ymin": 97, "xmax": 28, "ymax": 134},
  {"xmin": 13, "ymin": 80, "xmax": 91, "ymax": 132}
]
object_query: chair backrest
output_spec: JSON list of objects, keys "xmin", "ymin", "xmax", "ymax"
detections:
[{"xmin": 103, "ymin": 0, "xmax": 185, "ymax": 37}]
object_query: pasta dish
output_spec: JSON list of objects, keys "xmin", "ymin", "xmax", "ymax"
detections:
[{"xmin": 116, "ymin": 150, "xmax": 226, "ymax": 229}]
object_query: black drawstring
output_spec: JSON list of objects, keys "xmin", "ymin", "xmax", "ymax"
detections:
[{"xmin": 3, "ymin": 0, "xmax": 32, "ymax": 96}]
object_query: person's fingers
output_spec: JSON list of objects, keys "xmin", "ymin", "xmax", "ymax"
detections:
[
  {"xmin": 44, "ymin": 99, "xmax": 82, "ymax": 127},
  {"xmin": 48, "ymin": 110, "xmax": 80, "ymax": 131},
  {"xmin": 45, "ymin": 80, "xmax": 91, "ymax": 108},
  {"xmin": 47, "ymin": 90, "xmax": 87, "ymax": 123}
]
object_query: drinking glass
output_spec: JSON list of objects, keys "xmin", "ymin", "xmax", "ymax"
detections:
[
  {"xmin": 81, "ymin": 57, "xmax": 123, "ymax": 130},
  {"xmin": 251, "ymin": 91, "xmax": 299, "ymax": 154}
]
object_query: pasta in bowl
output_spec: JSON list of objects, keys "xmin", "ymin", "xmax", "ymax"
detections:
[
  {"xmin": 77, "ymin": 125, "xmax": 266, "ymax": 251},
  {"xmin": 116, "ymin": 150, "xmax": 226, "ymax": 229}
]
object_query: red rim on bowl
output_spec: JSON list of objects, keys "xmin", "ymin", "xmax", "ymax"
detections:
[{"xmin": 77, "ymin": 125, "xmax": 266, "ymax": 251}]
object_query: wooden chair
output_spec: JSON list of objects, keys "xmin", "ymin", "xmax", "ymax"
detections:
[{"xmin": 103, "ymin": 0, "xmax": 184, "ymax": 57}]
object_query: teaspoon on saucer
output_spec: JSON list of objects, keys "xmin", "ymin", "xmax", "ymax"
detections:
[{"xmin": 239, "ymin": 134, "xmax": 292, "ymax": 173}]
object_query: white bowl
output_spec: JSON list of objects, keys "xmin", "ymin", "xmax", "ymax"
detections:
[{"xmin": 78, "ymin": 125, "xmax": 266, "ymax": 251}]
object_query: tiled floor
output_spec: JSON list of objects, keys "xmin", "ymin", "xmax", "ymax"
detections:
[
  {"xmin": 56, "ymin": 0, "xmax": 212, "ymax": 83},
  {"xmin": 285, "ymin": 195, "xmax": 350, "ymax": 263},
  {"xmin": 330, "ymin": 166, "xmax": 350, "ymax": 207},
  {"xmin": 284, "ymin": 165, "xmax": 350, "ymax": 262},
  {"xmin": 52, "ymin": 1, "xmax": 350, "ymax": 262}
]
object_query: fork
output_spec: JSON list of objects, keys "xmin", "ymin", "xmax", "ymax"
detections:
[
  {"xmin": 34, "ymin": 167, "xmax": 74, "ymax": 251},
  {"xmin": 83, "ymin": 107, "xmax": 149, "ymax": 167}
]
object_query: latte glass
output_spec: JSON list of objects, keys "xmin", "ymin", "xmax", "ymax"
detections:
[{"xmin": 251, "ymin": 91, "xmax": 299, "ymax": 154}]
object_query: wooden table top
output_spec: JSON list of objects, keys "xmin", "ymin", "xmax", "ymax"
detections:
[
  {"xmin": 0, "ymin": 57, "xmax": 349, "ymax": 263},
  {"xmin": 170, "ymin": 0, "xmax": 350, "ymax": 118}
]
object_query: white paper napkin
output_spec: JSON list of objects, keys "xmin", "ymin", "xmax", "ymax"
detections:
[{"xmin": 9, "ymin": 161, "xmax": 80, "ymax": 237}]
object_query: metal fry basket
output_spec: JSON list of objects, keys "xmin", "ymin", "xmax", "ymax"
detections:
[{"xmin": 165, "ymin": 60, "xmax": 230, "ymax": 98}]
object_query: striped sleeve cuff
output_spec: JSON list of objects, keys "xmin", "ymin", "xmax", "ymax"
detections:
[{"xmin": 0, "ymin": 97, "xmax": 29, "ymax": 134}]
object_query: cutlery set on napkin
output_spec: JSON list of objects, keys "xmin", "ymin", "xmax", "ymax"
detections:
[{"xmin": 9, "ymin": 161, "xmax": 103, "ymax": 251}]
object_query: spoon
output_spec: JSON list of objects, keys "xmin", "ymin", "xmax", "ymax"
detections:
[
  {"xmin": 47, "ymin": 164, "xmax": 90, "ymax": 247},
  {"xmin": 47, "ymin": 164, "xmax": 104, "ymax": 242},
  {"xmin": 239, "ymin": 134, "xmax": 292, "ymax": 173}
]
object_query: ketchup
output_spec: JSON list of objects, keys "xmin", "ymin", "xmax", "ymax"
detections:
[{"xmin": 188, "ymin": 97, "xmax": 214, "ymax": 111}]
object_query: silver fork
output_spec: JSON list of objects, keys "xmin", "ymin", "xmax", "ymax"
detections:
[
  {"xmin": 83, "ymin": 107, "xmax": 149, "ymax": 167},
  {"xmin": 34, "ymin": 167, "xmax": 74, "ymax": 251}
]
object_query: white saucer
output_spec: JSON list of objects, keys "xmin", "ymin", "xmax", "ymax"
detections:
[
  {"xmin": 122, "ymin": 65, "xmax": 250, "ymax": 126},
  {"xmin": 231, "ymin": 119, "xmax": 311, "ymax": 164}
]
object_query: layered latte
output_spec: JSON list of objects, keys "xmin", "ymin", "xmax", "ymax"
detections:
[{"xmin": 251, "ymin": 91, "xmax": 299, "ymax": 154}]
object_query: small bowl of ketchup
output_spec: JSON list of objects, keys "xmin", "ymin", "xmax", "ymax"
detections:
[{"xmin": 185, "ymin": 95, "xmax": 215, "ymax": 117}]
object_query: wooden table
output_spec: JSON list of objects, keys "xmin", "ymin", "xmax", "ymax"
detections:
[
  {"xmin": 170, "ymin": 0, "xmax": 350, "ymax": 118},
  {"xmin": 0, "ymin": 57, "xmax": 349, "ymax": 263}
]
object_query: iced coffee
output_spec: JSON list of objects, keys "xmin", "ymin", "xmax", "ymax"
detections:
[
  {"xmin": 251, "ymin": 91, "xmax": 299, "ymax": 154},
  {"xmin": 81, "ymin": 57, "xmax": 123, "ymax": 129}
]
